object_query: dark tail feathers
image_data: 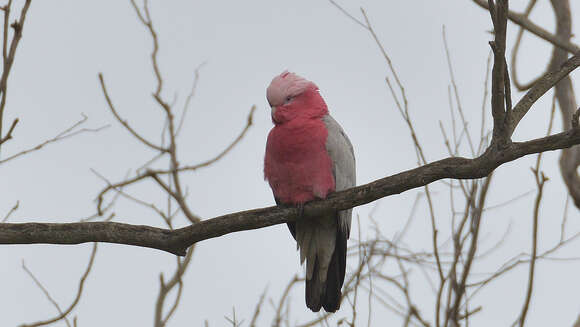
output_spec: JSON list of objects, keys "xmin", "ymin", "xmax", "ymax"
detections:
[{"xmin": 305, "ymin": 227, "xmax": 347, "ymax": 312}]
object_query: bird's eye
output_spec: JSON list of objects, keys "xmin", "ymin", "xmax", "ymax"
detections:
[{"xmin": 285, "ymin": 96, "xmax": 292, "ymax": 103}]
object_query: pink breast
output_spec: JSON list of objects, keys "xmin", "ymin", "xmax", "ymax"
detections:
[{"xmin": 264, "ymin": 118, "xmax": 335, "ymax": 204}]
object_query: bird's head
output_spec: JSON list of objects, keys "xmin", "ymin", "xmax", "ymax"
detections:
[{"xmin": 266, "ymin": 71, "xmax": 328, "ymax": 124}]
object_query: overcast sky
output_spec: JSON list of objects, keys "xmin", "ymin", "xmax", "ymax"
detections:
[{"xmin": 1, "ymin": 0, "xmax": 580, "ymax": 326}]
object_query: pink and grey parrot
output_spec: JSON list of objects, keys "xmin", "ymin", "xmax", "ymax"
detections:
[{"xmin": 264, "ymin": 71, "xmax": 356, "ymax": 312}]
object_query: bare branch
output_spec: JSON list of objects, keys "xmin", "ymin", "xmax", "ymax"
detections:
[
  {"xmin": 178, "ymin": 105, "xmax": 256, "ymax": 172},
  {"xmin": 508, "ymin": 52, "xmax": 580, "ymax": 136},
  {"xmin": 480, "ymin": 51, "xmax": 492, "ymax": 149},
  {"xmin": 2, "ymin": 199, "xmax": 18, "ymax": 222},
  {"xmin": 443, "ymin": 26, "xmax": 475, "ymax": 156},
  {"xmin": 98, "ymin": 73, "xmax": 166, "ymax": 152},
  {"xmin": 328, "ymin": 0, "xmax": 368, "ymax": 29},
  {"xmin": 0, "ymin": 114, "xmax": 108, "ymax": 165},
  {"xmin": 154, "ymin": 246, "xmax": 194, "ymax": 327},
  {"xmin": 547, "ymin": 0, "xmax": 580, "ymax": 208},
  {"xmin": 4, "ymin": 120, "xmax": 580, "ymax": 255},
  {"xmin": 130, "ymin": 0, "xmax": 164, "ymax": 97},
  {"xmin": 510, "ymin": 0, "xmax": 541, "ymax": 91},
  {"xmin": 517, "ymin": 168, "xmax": 545, "ymax": 327},
  {"xmin": 21, "ymin": 261, "xmax": 72, "ymax": 327},
  {"xmin": 249, "ymin": 286, "xmax": 268, "ymax": 327},
  {"xmin": 0, "ymin": 0, "xmax": 31, "ymax": 154},
  {"xmin": 176, "ymin": 62, "xmax": 206, "ymax": 137},
  {"xmin": 0, "ymin": 116, "xmax": 17, "ymax": 144},
  {"xmin": 487, "ymin": 0, "xmax": 510, "ymax": 143},
  {"xmin": 20, "ymin": 243, "xmax": 98, "ymax": 327},
  {"xmin": 468, "ymin": 230, "xmax": 580, "ymax": 290},
  {"xmin": 96, "ymin": 105, "xmax": 255, "ymax": 214},
  {"xmin": 272, "ymin": 275, "xmax": 301, "ymax": 327},
  {"xmin": 476, "ymin": 0, "xmax": 580, "ymax": 208},
  {"xmin": 471, "ymin": 0, "xmax": 580, "ymax": 54}
]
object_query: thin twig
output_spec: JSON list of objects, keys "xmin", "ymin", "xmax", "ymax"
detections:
[
  {"xmin": 327, "ymin": 0, "xmax": 368, "ymax": 29},
  {"xmin": 443, "ymin": 26, "xmax": 475, "ymax": 156},
  {"xmin": 273, "ymin": 275, "xmax": 301, "ymax": 327},
  {"xmin": 98, "ymin": 73, "xmax": 166, "ymax": 152},
  {"xmin": 249, "ymin": 287, "xmax": 268, "ymax": 327},
  {"xmin": 2, "ymin": 199, "xmax": 18, "ymax": 222},
  {"xmin": 0, "ymin": 114, "xmax": 108, "ymax": 165},
  {"xmin": 21, "ymin": 261, "xmax": 72, "ymax": 327},
  {"xmin": 154, "ymin": 246, "xmax": 194, "ymax": 327},
  {"xmin": 176, "ymin": 62, "xmax": 206, "ymax": 137},
  {"xmin": 0, "ymin": 117, "xmax": 17, "ymax": 145},
  {"xmin": 20, "ymin": 243, "xmax": 98, "ymax": 327},
  {"xmin": 517, "ymin": 88, "xmax": 556, "ymax": 327},
  {"xmin": 96, "ymin": 105, "xmax": 255, "ymax": 214},
  {"xmin": 0, "ymin": 0, "xmax": 31, "ymax": 156}
]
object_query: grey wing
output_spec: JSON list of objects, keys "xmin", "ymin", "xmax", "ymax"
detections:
[{"xmin": 323, "ymin": 114, "xmax": 356, "ymax": 238}]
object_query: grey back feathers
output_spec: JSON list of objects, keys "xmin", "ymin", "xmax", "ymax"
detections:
[
  {"xmin": 298, "ymin": 114, "xmax": 355, "ymax": 312},
  {"xmin": 323, "ymin": 114, "xmax": 356, "ymax": 236}
]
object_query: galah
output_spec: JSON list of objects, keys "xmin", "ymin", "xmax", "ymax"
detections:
[{"xmin": 264, "ymin": 71, "xmax": 356, "ymax": 312}]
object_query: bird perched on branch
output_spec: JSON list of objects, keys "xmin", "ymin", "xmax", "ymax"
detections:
[{"xmin": 264, "ymin": 71, "xmax": 356, "ymax": 312}]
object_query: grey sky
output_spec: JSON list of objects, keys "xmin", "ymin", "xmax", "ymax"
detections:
[{"xmin": 1, "ymin": 0, "xmax": 580, "ymax": 326}]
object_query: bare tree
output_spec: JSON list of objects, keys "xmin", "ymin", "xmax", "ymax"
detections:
[{"xmin": 1, "ymin": 0, "xmax": 580, "ymax": 326}]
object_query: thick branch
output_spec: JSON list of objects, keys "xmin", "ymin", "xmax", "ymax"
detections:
[
  {"xmin": 2, "ymin": 127, "xmax": 580, "ymax": 256},
  {"xmin": 548, "ymin": 0, "xmax": 580, "ymax": 208},
  {"xmin": 0, "ymin": 221, "xmax": 180, "ymax": 253},
  {"xmin": 488, "ymin": 0, "xmax": 510, "ymax": 142},
  {"xmin": 510, "ymin": 0, "xmax": 539, "ymax": 91}
]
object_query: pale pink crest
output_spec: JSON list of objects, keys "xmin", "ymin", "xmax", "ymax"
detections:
[{"xmin": 266, "ymin": 71, "xmax": 318, "ymax": 107}]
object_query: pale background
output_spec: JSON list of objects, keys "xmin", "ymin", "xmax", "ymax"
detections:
[{"xmin": 1, "ymin": 0, "xmax": 579, "ymax": 326}]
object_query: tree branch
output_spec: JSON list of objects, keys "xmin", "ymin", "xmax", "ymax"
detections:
[
  {"xmin": 0, "ymin": 116, "xmax": 17, "ymax": 144},
  {"xmin": 548, "ymin": 0, "xmax": 580, "ymax": 208},
  {"xmin": 20, "ymin": 243, "xmax": 98, "ymax": 327},
  {"xmin": 0, "ymin": 114, "xmax": 108, "ymax": 165},
  {"xmin": 0, "ymin": 0, "xmax": 31, "ymax": 154},
  {"xmin": 1, "ymin": 0, "xmax": 579, "ymax": 261},
  {"xmin": 508, "ymin": 52, "xmax": 580, "ymax": 135},
  {"xmin": 2, "ymin": 123, "xmax": 580, "ymax": 256},
  {"xmin": 510, "ymin": 0, "xmax": 540, "ymax": 91},
  {"xmin": 471, "ymin": 0, "xmax": 580, "ymax": 54},
  {"xmin": 488, "ymin": 0, "xmax": 510, "ymax": 143},
  {"xmin": 98, "ymin": 73, "xmax": 167, "ymax": 153}
]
